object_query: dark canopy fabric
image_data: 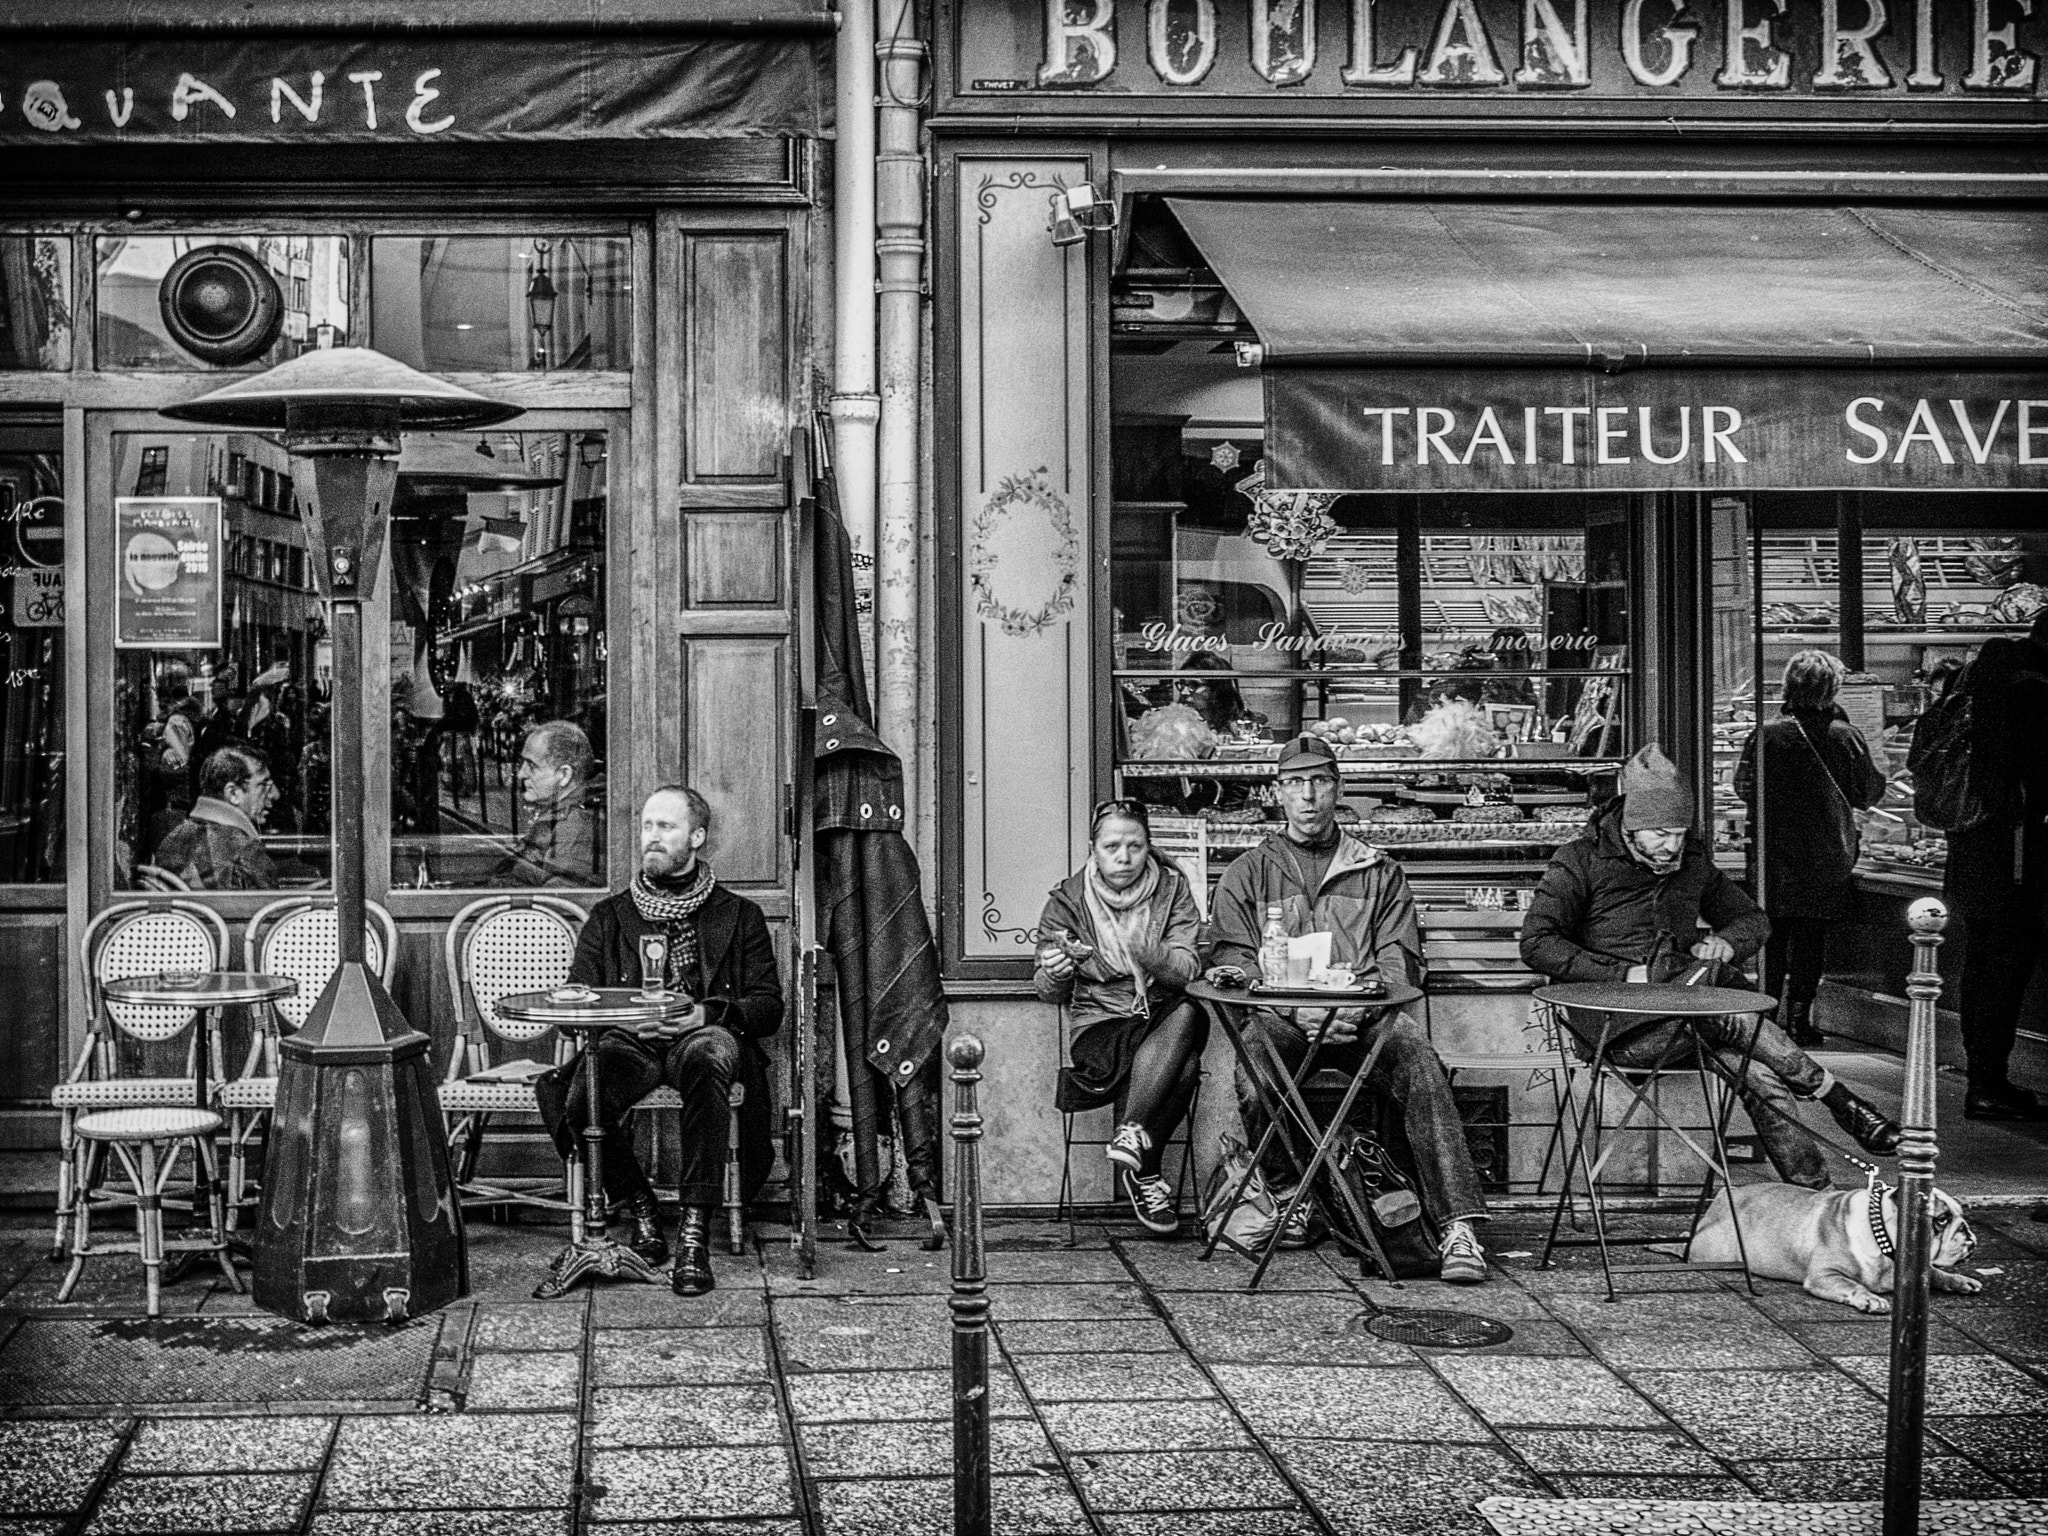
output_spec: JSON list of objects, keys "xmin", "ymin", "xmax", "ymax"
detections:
[
  {"xmin": 0, "ymin": 1, "xmax": 832, "ymax": 34},
  {"xmin": 1166, "ymin": 199, "xmax": 2048, "ymax": 370}
]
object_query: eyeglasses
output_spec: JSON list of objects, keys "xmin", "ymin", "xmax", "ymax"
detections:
[{"xmin": 1090, "ymin": 798, "xmax": 1150, "ymax": 829}]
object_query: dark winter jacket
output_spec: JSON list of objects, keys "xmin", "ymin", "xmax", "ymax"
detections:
[
  {"xmin": 1211, "ymin": 831, "xmax": 1424, "ymax": 988},
  {"xmin": 1734, "ymin": 708, "xmax": 1886, "ymax": 913},
  {"xmin": 1032, "ymin": 854, "xmax": 1204, "ymax": 1028},
  {"xmin": 1945, "ymin": 637, "xmax": 2048, "ymax": 910},
  {"xmin": 560, "ymin": 881, "xmax": 784, "ymax": 1200},
  {"xmin": 1520, "ymin": 800, "xmax": 1769, "ymax": 983}
]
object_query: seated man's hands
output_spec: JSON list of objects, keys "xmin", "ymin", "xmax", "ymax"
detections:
[
  {"xmin": 634, "ymin": 1001, "xmax": 702, "ymax": 1045},
  {"xmin": 1205, "ymin": 965, "xmax": 1248, "ymax": 988},
  {"xmin": 1323, "ymin": 1007, "xmax": 1367, "ymax": 1045},
  {"xmin": 1690, "ymin": 934, "xmax": 1735, "ymax": 964}
]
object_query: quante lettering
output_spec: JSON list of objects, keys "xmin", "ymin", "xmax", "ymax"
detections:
[{"xmin": 9, "ymin": 62, "xmax": 460, "ymax": 136}]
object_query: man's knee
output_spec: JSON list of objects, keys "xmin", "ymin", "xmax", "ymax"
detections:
[
  {"xmin": 1375, "ymin": 1013, "xmax": 1452, "ymax": 1090},
  {"xmin": 669, "ymin": 1026, "xmax": 740, "ymax": 1087}
]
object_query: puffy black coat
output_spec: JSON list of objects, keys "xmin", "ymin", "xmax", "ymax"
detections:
[
  {"xmin": 1733, "ymin": 708, "xmax": 1886, "ymax": 917},
  {"xmin": 1520, "ymin": 800, "xmax": 1769, "ymax": 983}
]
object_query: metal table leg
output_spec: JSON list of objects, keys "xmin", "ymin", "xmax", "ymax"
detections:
[{"xmin": 536, "ymin": 1032, "xmax": 664, "ymax": 1298}]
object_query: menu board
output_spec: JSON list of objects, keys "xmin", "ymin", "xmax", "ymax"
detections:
[
  {"xmin": 115, "ymin": 497, "xmax": 222, "ymax": 650},
  {"xmin": 1148, "ymin": 814, "xmax": 1209, "ymax": 917},
  {"xmin": 1837, "ymin": 679, "xmax": 1887, "ymax": 757}
]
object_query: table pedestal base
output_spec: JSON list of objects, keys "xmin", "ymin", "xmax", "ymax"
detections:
[{"xmin": 533, "ymin": 1237, "xmax": 664, "ymax": 1299}]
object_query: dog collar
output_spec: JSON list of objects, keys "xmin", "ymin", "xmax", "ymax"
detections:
[{"xmin": 1848, "ymin": 1155, "xmax": 1896, "ymax": 1260}]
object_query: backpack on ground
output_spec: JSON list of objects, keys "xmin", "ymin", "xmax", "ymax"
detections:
[{"xmin": 1200, "ymin": 1133, "xmax": 1282, "ymax": 1255}]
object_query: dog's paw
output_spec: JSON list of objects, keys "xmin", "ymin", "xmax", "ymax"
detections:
[
  {"xmin": 1933, "ymin": 1269, "xmax": 1983, "ymax": 1295},
  {"xmin": 1852, "ymin": 1292, "xmax": 1892, "ymax": 1315}
]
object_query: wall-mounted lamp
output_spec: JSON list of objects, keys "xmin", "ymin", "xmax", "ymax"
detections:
[
  {"xmin": 1051, "ymin": 182, "xmax": 1117, "ymax": 249},
  {"xmin": 526, "ymin": 242, "xmax": 557, "ymax": 368},
  {"xmin": 577, "ymin": 433, "xmax": 606, "ymax": 468}
]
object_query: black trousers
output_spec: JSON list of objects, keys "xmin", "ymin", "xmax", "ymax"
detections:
[
  {"xmin": 1955, "ymin": 902, "xmax": 2047, "ymax": 1094},
  {"xmin": 539, "ymin": 1023, "xmax": 739, "ymax": 1208},
  {"xmin": 1762, "ymin": 912, "xmax": 1833, "ymax": 1014}
]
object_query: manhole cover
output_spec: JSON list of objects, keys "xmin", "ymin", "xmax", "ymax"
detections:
[
  {"xmin": 1361, "ymin": 1308, "xmax": 1513, "ymax": 1348},
  {"xmin": 0, "ymin": 1316, "xmax": 443, "ymax": 1409}
]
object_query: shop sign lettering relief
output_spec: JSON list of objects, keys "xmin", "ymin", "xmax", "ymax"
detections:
[
  {"xmin": 4, "ymin": 67, "xmax": 456, "ymax": 137},
  {"xmin": 1266, "ymin": 372, "xmax": 2048, "ymax": 490},
  {"xmin": 957, "ymin": 0, "xmax": 2041, "ymax": 101}
]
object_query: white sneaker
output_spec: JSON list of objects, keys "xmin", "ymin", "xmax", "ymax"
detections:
[
  {"xmin": 1123, "ymin": 1169, "xmax": 1180, "ymax": 1236},
  {"xmin": 1438, "ymin": 1219, "xmax": 1488, "ymax": 1284},
  {"xmin": 1272, "ymin": 1187, "xmax": 1317, "ymax": 1249},
  {"xmin": 1106, "ymin": 1121, "xmax": 1151, "ymax": 1172}
]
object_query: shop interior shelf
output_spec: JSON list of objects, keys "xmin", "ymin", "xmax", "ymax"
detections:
[{"xmin": 1116, "ymin": 757, "xmax": 1620, "ymax": 777}]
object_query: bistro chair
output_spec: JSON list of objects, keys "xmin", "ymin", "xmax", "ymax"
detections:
[
  {"xmin": 1539, "ymin": 996, "xmax": 1764, "ymax": 1300},
  {"xmin": 59, "ymin": 1106, "xmax": 237, "ymax": 1317},
  {"xmin": 1053, "ymin": 1006, "xmax": 1202, "ymax": 1248},
  {"xmin": 621, "ymin": 1077, "xmax": 751, "ymax": 1256},
  {"xmin": 441, "ymin": 894, "xmax": 588, "ymax": 1228},
  {"xmin": 50, "ymin": 898, "xmax": 231, "ymax": 1261},
  {"xmin": 219, "ymin": 895, "xmax": 398, "ymax": 1229}
]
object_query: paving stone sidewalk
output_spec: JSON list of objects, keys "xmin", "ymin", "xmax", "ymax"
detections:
[{"xmin": 1, "ymin": 1208, "xmax": 2045, "ymax": 1535}]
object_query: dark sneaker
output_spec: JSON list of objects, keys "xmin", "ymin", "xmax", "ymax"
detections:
[
  {"xmin": 1438, "ymin": 1220, "xmax": 1488, "ymax": 1284},
  {"xmin": 1822, "ymin": 1084, "xmax": 1903, "ymax": 1154},
  {"xmin": 1106, "ymin": 1121, "xmax": 1150, "ymax": 1173},
  {"xmin": 1123, "ymin": 1169, "xmax": 1180, "ymax": 1237}
]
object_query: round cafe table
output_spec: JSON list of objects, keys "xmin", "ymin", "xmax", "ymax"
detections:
[
  {"xmin": 1185, "ymin": 976, "xmax": 1424, "ymax": 1290},
  {"xmin": 495, "ymin": 986, "xmax": 696, "ymax": 1299},
  {"xmin": 1532, "ymin": 980, "xmax": 1777, "ymax": 1299},
  {"xmin": 99, "ymin": 971, "xmax": 299, "ymax": 1271}
]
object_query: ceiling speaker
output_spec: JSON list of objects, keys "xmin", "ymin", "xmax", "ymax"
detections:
[{"xmin": 158, "ymin": 245, "xmax": 284, "ymax": 366}]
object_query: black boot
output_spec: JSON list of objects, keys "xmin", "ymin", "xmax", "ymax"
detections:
[
  {"xmin": 625, "ymin": 1193, "xmax": 668, "ymax": 1266},
  {"xmin": 1821, "ymin": 1082, "xmax": 1902, "ymax": 1155},
  {"xmin": 671, "ymin": 1206, "xmax": 714, "ymax": 1296},
  {"xmin": 1782, "ymin": 1000, "xmax": 1825, "ymax": 1050}
]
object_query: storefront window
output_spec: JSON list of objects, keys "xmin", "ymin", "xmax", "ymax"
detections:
[
  {"xmin": 389, "ymin": 429, "xmax": 608, "ymax": 890},
  {"xmin": 371, "ymin": 236, "xmax": 632, "ymax": 373},
  {"xmin": 95, "ymin": 235, "xmax": 350, "ymax": 371},
  {"xmin": 1110, "ymin": 412, "xmax": 1632, "ymax": 883},
  {"xmin": 114, "ymin": 431, "xmax": 331, "ymax": 891},
  {"xmin": 0, "ymin": 238, "xmax": 72, "ymax": 371},
  {"xmin": 0, "ymin": 416, "xmax": 66, "ymax": 882}
]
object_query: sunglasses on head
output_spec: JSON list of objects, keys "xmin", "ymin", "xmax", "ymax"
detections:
[{"xmin": 1090, "ymin": 798, "xmax": 1150, "ymax": 833}]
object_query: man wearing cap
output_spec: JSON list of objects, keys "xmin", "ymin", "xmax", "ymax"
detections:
[
  {"xmin": 1520, "ymin": 744, "xmax": 1901, "ymax": 1189},
  {"xmin": 1208, "ymin": 733, "xmax": 1494, "ymax": 1284}
]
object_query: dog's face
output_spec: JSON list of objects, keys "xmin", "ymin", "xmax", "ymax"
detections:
[{"xmin": 1887, "ymin": 1187, "xmax": 1976, "ymax": 1268}]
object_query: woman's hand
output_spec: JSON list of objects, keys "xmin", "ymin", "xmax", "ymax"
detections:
[{"xmin": 1037, "ymin": 946, "xmax": 1077, "ymax": 981}]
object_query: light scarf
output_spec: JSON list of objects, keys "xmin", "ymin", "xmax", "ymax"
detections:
[
  {"xmin": 1082, "ymin": 856, "xmax": 1161, "ymax": 1012},
  {"xmin": 629, "ymin": 860, "xmax": 716, "ymax": 985}
]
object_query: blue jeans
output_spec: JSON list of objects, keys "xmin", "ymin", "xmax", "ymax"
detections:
[{"xmin": 1234, "ymin": 1009, "xmax": 1488, "ymax": 1226}]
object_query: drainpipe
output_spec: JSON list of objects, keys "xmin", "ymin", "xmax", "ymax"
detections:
[
  {"xmin": 830, "ymin": 0, "xmax": 880, "ymax": 692},
  {"xmin": 874, "ymin": 0, "xmax": 925, "ymax": 826}
]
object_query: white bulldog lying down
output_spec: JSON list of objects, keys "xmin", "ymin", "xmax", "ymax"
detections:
[{"xmin": 1686, "ymin": 1177, "xmax": 1981, "ymax": 1314}]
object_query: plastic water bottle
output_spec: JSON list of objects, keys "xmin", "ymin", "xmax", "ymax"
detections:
[{"xmin": 1260, "ymin": 904, "xmax": 1289, "ymax": 985}]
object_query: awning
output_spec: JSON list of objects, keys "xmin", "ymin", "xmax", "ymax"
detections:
[
  {"xmin": 1165, "ymin": 199, "xmax": 2048, "ymax": 493},
  {"xmin": 0, "ymin": 2, "xmax": 832, "ymax": 143}
]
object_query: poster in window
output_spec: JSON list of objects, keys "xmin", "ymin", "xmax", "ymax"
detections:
[{"xmin": 115, "ymin": 497, "xmax": 222, "ymax": 650}]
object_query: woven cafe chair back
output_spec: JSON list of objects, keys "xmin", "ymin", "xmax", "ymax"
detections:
[
  {"xmin": 85, "ymin": 901, "xmax": 230, "ymax": 1045},
  {"xmin": 447, "ymin": 895, "xmax": 586, "ymax": 1047},
  {"xmin": 247, "ymin": 897, "xmax": 399, "ymax": 1033}
]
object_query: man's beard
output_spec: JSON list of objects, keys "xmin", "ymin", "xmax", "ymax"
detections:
[{"xmin": 641, "ymin": 846, "xmax": 676, "ymax": 878}]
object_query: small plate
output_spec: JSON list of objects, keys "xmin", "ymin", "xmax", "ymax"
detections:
[
  {"xmin": 548, "ymin": 985, "xmax": 599, "ymax": 1005},
  {"xmin": 155, "ymin": 970, "xmax": 206, "ymax": 988}
]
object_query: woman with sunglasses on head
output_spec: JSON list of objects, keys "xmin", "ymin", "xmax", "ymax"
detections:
[{"xmin": 1034, "ymin": 799, "xmax": 1209, "ymax": 1236}]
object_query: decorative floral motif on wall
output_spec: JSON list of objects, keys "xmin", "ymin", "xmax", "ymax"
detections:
[
  {"xmin": 969, "ymin": 468, "xmax": 1081, "ymax": 637},
  {"xmin": 1237, "ymin": 458, "xmax": 1338, "ymax": 561}
]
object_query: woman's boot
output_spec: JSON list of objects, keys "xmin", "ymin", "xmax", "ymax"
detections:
[{"xmin": 672, "ymin": 1206, "xmax": 714, "ymax": 1296}]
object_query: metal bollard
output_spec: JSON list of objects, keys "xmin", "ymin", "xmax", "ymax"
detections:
[
  {"xmin": 949, "ymin": 1035, "xmax": 991, "ymax": 1536},
  {"xmin": 1883, "ymin": 896, "xmax": 1947, "ymax": 1536}
]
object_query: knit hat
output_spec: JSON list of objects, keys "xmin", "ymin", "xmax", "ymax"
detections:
[{"xmin": 1618, "ymin": 743, "xmax": 1695, "ymax": 831}]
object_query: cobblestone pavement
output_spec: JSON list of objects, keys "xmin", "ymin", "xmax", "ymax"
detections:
[{"xmin": 1, "ymin": 1209, "xmax": 2044, "ymax": 1534}]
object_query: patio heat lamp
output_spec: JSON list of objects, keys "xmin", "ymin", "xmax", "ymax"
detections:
[{"xmin": 162, "ymin": 349, "xmax": 521, "ymax": 1324}]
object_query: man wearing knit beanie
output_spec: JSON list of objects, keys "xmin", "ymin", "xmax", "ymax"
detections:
[{"xmin": 1521, "ymin": 742, "xmax": 1902, "ymax": 1187}]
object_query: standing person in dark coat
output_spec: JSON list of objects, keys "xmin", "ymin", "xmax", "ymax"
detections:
[
  {"xmin": 535, "ymin": 784, "xmax": 784, "ymax": 1296},
  {"xmin": 1735, "ymin": 650, "xmax": 1888, "ymax": 1048},
  {"xmin": 1520, "ymin": 744, "xmax": 1900, "ymax": 1189},
  {"xmin": 1943, "ymin": 619, "xmax": 2048, "ymax": 1121}
]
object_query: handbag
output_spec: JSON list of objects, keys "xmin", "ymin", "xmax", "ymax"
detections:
[
  {"xmin": 1200, "ymin": 1132, "xmax": 1282, "ymax": 1256},
  {"xmin": 1786, "ymin": 718, "xmax": 1862, "ymax": 881}
]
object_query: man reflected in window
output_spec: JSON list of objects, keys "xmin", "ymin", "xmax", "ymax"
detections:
[
  {"xmin": 496, "ymin": 720, "xmax": 603, "ymax": 887},
  {"xmin": 151, "ymin": 746, "xmax": 279, "ymax": 891}
]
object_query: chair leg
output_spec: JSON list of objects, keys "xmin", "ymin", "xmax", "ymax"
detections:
[
  {"xmin": 195, "ymin": 1134, "xmax": 241, "ymax": 1293},
  {"xmin": 54, "ymin": 1143, "xmax": 92, "ymax": 1303},
  {"xmin": 137, "ymin": 1140, "xmax": 163, "ymax": 1319},
  {"xmin": 50, "ymin": 1111, "xmax": 74, "ymax": 1261},
  {"xmin": 1058, "ymin": 1111, "xmax": 1078, "ymax": 1249},
  {"xmin": 725, "ymin": 1106, "xmax": 745, "ymax": 1256}
]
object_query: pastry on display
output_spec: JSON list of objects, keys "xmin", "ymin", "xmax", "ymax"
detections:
[
  {"xmin": 1367, "ymin": 805, "xmax": 1435, "ymax": 824},
  {"xmin": 1452, "ymin": 802, "xmax": 1526, "ymax": 824},
  {"xmin": 1200, "ymin": 805, "xmax": 1268, "ymax": 824}
]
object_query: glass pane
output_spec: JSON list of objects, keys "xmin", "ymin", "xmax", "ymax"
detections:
[
  {"xmin": 96, "ymin": 235, "xmax": 350, "ymax": 370},
  {"xmin": 371, "ymin": 236, "xmax": 632, "ymax": 373},
  {"xmin": 390, "ymin": 429, "xmax": 608, "ymax": 889},
  {"xmin": 0, "ymin": 419, "xmax": 66, "ymax": 882},
  {"xmin": 115, "ymin": 431, "xmax": 331, "ymax": 891},
  {"xmin": 0, "ymin": 238, "xmax": 72, "ymax": 371}
]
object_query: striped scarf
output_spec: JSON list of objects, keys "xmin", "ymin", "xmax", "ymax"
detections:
[{"xmin": 629, "ymin": 861, "xmax": 716, "ymax": 988}]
